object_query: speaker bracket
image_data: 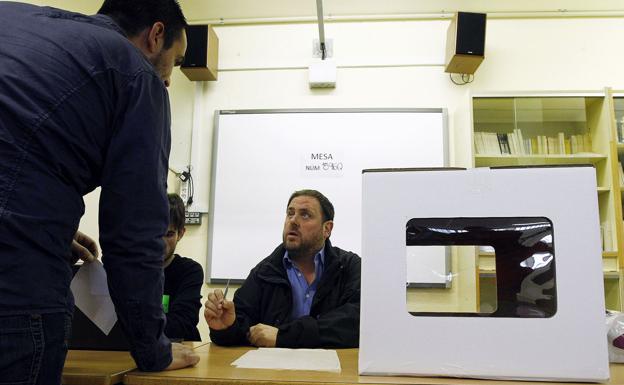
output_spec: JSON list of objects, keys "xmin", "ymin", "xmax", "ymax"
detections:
[{"xmin": 312, "ymin": 38, "xmax": 333, "ymax": 59}]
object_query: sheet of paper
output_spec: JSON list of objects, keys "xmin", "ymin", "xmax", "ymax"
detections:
[
  {"xmin": 70, "ymin": 260, "xmax": 117, "ymax": 335},
  {"xmin": 88, "ymin": 260, "xmax": 110, "ymax": 296},
  {"xmin": 232, "ymin": 348, "xmax": 341, "ymax": 373}
]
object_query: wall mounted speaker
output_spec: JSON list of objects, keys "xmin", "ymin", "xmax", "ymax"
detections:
[
  {"xmin": 444, "ymin": 12, "xmax": 486, "ymax": 74},
  {"xmin": 181, "ymin": 25, "xmax": 219, "ymax": 81}
]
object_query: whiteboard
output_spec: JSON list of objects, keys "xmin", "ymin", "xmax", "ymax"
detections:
[{"xmin": 207, "ymin": 109, "xmax": 449, "ymax": 285}]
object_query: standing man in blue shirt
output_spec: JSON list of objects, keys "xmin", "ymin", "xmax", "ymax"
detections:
[
  {"xmin": 0, "ymin": 1, "xmax": 199, "ymax": 383},
  {"xmin": 204, "ymin": 190, "xmax": 361, "ymax": 348}
]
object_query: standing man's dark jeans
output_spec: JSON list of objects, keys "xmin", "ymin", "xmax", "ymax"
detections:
[{"xmin": 0, "ymin": 312, "xmax": 72, "ymax": 385}]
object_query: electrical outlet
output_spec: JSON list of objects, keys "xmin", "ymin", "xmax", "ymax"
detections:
[{"xmin": 184, "ymin": 211, "xmax": 201, "ymax": 225}]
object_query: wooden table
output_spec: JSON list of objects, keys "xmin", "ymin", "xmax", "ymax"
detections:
[
  {"xmin": 123, "ymin": 343, "xmax": 624, "ymax": 385},
  {"xmin": 62, "ymin": 350, "xmax": 135, "ymax": 385},
  {"xmin": 62, "ymin": 342, "xmax": 208, "ymax": 385}
]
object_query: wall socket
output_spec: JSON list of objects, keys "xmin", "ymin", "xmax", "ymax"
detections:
[{"xmin": 184, "ymin": 211, "xmax": 201, "ymax": 225}]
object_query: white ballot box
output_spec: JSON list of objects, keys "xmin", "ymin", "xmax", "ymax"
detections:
[{"xmin": 359, "ymin": 166, "xmax": 609, "ymax": 382}]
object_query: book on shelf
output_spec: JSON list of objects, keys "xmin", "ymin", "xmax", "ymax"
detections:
[
  {"xmin": 473, "ymin": 132, "xmax": 507, "ymax": 155},
  {"xmin": 547, "ymin": 137, "xmax": 557, "ymax": 155},
  {"xmin": 474, "ymin": 130, "xmax": 593, "ymax": 156},
  {"xmin": 477, "ymin": 131, "xmax": 486, "ymax": 154},
  {"xmin": 564, "ymin": 138, "xmax": 571, "ymax": 154},
  {"xmin": 619, "ymin": 162, "xmax": 624, "ymax": 187},
  {"xmin": 502, "ymin": 134, "xmax": 511, "ymax": 154},
  {"xmin": 524, "ymin": 138, "xmax": 532, "ymax": 154},
  {"xmin": 601, "ymin": 221, "xmax": 613, "ymax": 252},
  {"xmin": 508, "ymin": 132, "xmax": 518, "ymax": 154},
  {"xmin": 570, "ymin": 135, "xmax": 578, "ymax": 154},
  {"xmin": 515, "ymin": 129, "xmax": 525, "ymax": 155},
  {"xmin": 497, "ymin": 133, "xmax": 510, "ymax": 155},
  {"xmin": 482, "ymin": 132, "xmax": 499, "ymax": 155},
  {"xmin": 537, "ymin": 135, "xmax": 544, "ymax": 155},
  {"xmin": 557, "ymin": 132, "xmax": 565, "ymax": 154}
]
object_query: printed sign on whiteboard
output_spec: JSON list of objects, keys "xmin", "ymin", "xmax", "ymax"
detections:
[{"xmin": 300, "ymin": 150, "xmax": 344, "ymax": 178}]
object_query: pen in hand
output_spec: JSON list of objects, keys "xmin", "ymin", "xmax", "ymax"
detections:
[{"xmin": 221, "ymin": 279, "xmax": 230, "ymax": 305}]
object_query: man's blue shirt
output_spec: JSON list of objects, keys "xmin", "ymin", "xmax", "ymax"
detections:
[
  {"xmin": 0, "ymin": 2, "xmax": 172, "ymax": 371},
  {"xmin": 283, "ymin": 248, "xmax": 325, "ymax": 319}
]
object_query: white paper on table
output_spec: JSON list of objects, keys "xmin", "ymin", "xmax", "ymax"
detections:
[
  {"xmin": 70, "ymin": 260, "xmax": 117, "ymax": 335},
  {"xmin": 231, "ymin": 348, "xmax": 341, "ymax": 373}
]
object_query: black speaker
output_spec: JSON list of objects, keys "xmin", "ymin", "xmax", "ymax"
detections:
[
  {"xmin": 181, "ymin": 25, "xmax": 219, "ymax": 81},
  {"xmin": 445, "ymin": 12, "xmax": 486, "ymax": 74}
]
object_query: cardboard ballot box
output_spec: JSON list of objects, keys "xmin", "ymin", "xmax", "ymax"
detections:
[{"xmin": 359, "ymin": 166, "xmax": 609, "ymax": 382}]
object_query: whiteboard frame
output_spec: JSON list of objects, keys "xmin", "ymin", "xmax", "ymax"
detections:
[{"xmin": 206, "ymin": 108, "xmax": 449, "ymax": 285}]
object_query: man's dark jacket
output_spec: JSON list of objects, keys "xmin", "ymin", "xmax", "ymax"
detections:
[
  {"xmin": 210, "ymin": 240, "xmax": 360, "ymax": 348},
  {"xmin": 0, "ymin": 3, "xmax": 172, "ymax": 371}
]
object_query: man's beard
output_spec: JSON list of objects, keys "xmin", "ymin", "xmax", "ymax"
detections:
[
  {"xmin": 285, "ymin": 243, "xmax": 308, "ymax": 259},
  {"xmin": 284, "ymin": 236, "xmax": 322, "ymax": 260}
]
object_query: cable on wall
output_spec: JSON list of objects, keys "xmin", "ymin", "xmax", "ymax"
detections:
[
  {"xmin": 178, "ymin": 166, "xmax": 194, "ymax": 207},
  {"xmin": 449, "ymin": 73, "xmax": 474, "ymax": 85}
]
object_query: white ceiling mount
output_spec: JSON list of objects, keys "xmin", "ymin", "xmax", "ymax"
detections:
[
  {"xmin": 309, "ymin": 58, "xmax": 336, "ymax": 88},
  {"xmin": 308, "ymin": 0, "xmax": 336, "ymax": 88}
]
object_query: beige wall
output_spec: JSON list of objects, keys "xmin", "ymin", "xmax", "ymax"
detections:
[{"xmin": 173, "ymin": 16, "xmax": 624, "ymax": 332}]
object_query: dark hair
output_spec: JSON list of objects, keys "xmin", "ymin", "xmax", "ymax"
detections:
[
  {"xmin": 168, "ymin": 193, "xmax": 185, "ymax": 231},
  {"xmin": 98, "ymin": 0, "xmax": 188, "ymax": 49},
  {"xmin": 287, "ymin": 189, "xmax": 334, "ymax": 222}
]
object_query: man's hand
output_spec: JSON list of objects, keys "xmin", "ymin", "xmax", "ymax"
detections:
[
  {"xmin": 248, "ymin": 323, "xmax": 278, "ymax": 347},
  {"xmin": 69, "ymin": 231, "xmax": 99, "ymax": 264},
  {"xmin": 164, "ymin": 342, "xmax": 200, "ymax": 370},
  {"xmin": 204, "ymin": 289, "xmax": 236, "ymax": 330}
]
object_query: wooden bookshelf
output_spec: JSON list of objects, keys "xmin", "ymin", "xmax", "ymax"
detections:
[
  {"xmin": 473, "ymin": 92, "xmax": 623, "ymax": 311},
  {"xmin": 474, "ymin": 153, "xmax": 606, "ymax": 167},
  {"xmin": 609, "ymin": 92, "xmax": 624, "ymax": 309}
]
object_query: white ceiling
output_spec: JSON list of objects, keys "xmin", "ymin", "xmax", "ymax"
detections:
[
  {"xmin": 27, "ymin": 0, "xmax": 624, "ymax": 23},
  {"xmin": 187, "ymin": 0, "xmax": 624, "ymax": 21}
]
